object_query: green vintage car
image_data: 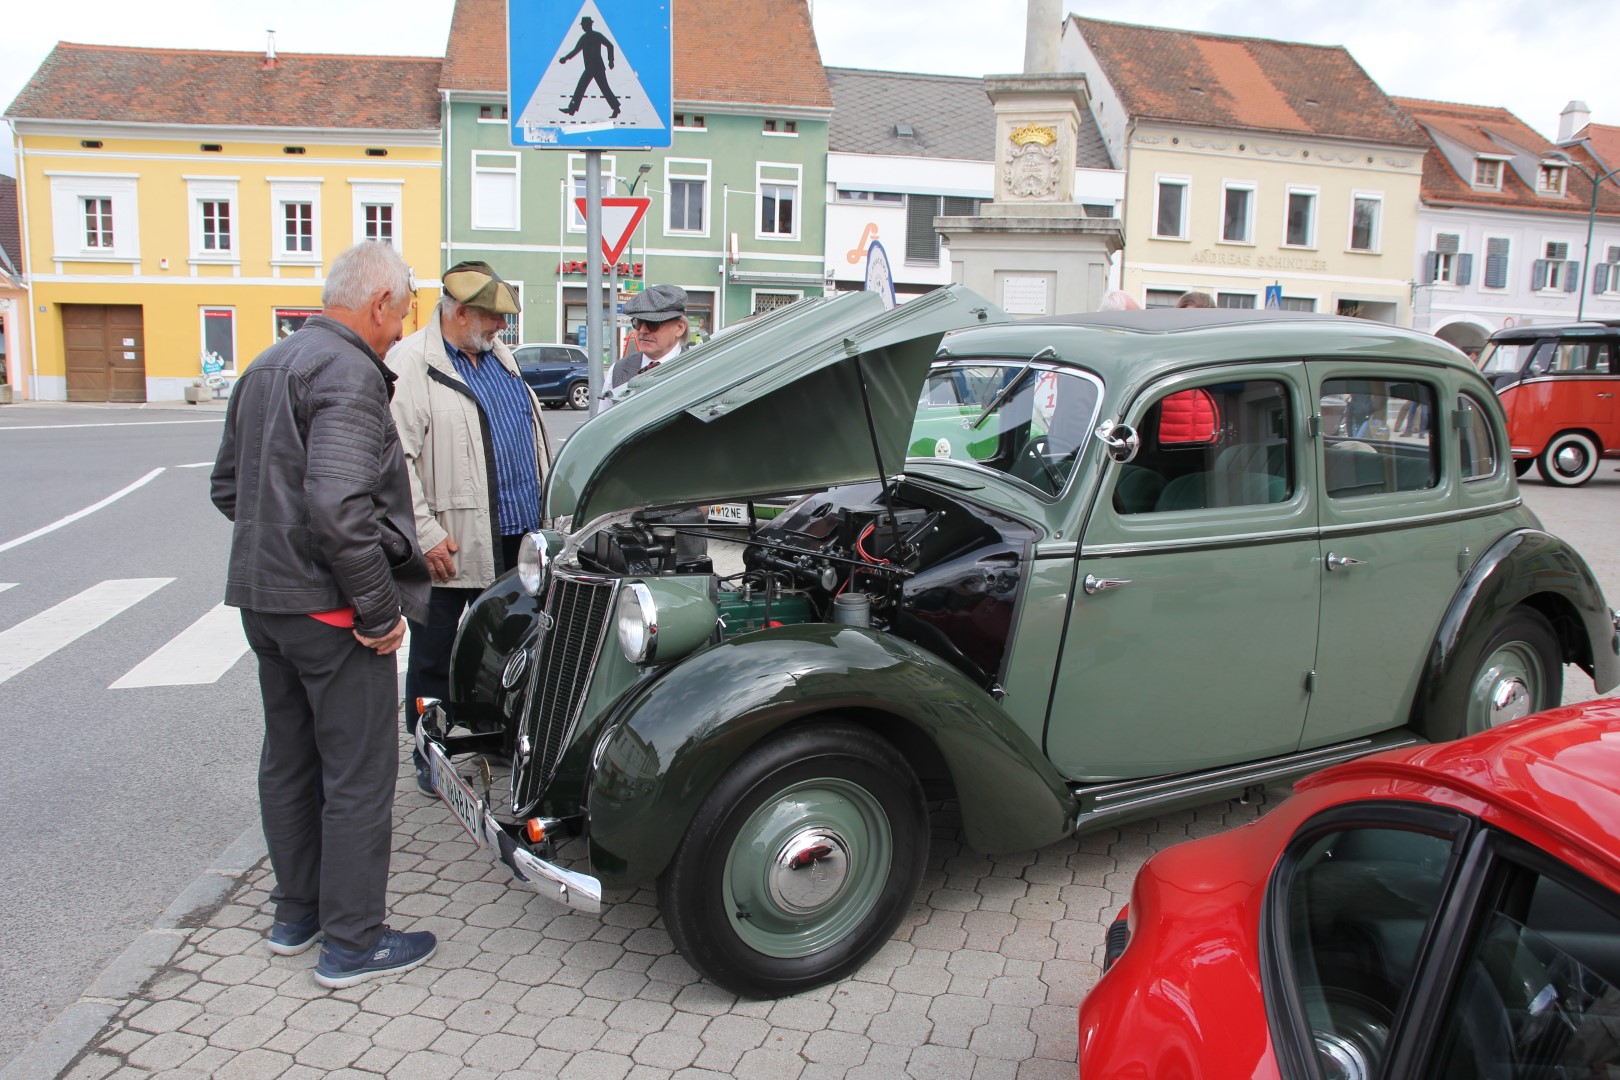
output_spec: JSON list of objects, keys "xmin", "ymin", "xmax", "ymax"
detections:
[{"xmin": 415, "ymin": 288, "xmax": 1620, "ymax": 998}]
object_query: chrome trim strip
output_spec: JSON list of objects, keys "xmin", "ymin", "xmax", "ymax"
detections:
[{"xmin": 482, "ymin": 811, "xmax": 602, "ymax": 914}]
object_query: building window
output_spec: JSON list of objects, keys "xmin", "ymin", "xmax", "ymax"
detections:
[
  {"xmin": 904, "ymin": 195, "xmax": 979, "ymax": 265},
  {"xmin": 751, "ymin": 290, "xmax": 801, "ymax": 314},
  {"xmin": 1597, "ymin": 245, "xmax": 1620, "ymax": 295},
  {"xmin": 1483, "ymin": 237, "xmax": 1511, "ymax": 289},
  {"xmin": 756, "ymin": 163, "xmax": 802, "ymax": 240},
  {"xmin": 202, "ymin": 308, "xmax": 236, "ymax": 373},
  {"xmin": 200, "ymin": 201, "xmax": 231, "ymax": 251},
  {"xmin": 84, "ymin": 197, "xmax": 114, "ymax": 248},
  {"xmin": 673, "ymin": 113, "xmax": 706, "ymax": 129},
  {"xmin": 1533, "ymin": 240, "xmax": 1576, "ymax": 291},
  {"xmin": 1537, "ymin": 164, "xmax": 1567, "ymax": 196},
  {"xmin": 1473, "ymin": 159, "xmax": 1503, "ymax": 190},
  {"xmin": 665, "ymin": 159, "xmax": 709, "ymax": 236},
  {"xmin": 762, "ymin": 119, "xmax": 798, "ymax": 135},
  {"xmin": 1216, "ymin": 292, "xmax": 1256, "ymax": 308},
  {"xmin": 1349, "ymin": 194, "xmax": 1382, "ymax": 252},
  {"xmin": 477, "ymin": 104, "xmax": 508, "ymax": 122},
  {"xmin": 1425, "ymin": 233, "xmax": 1473, "ymax": 286},
  {"xmin": 472, "ymin": 152, "xmax": 520, "ymax": 231},
  {"xmin": 1221, "ymin": 184, "xmax": 1253, "ymax": 244},
  {"xmin": 1278, "ymin": 295, "xmax": 1317, "ymax": 312},
  {"xmin": 567, "ymin": 153, "xmax": 615, "ymax": 230},
  {"xmin": 274, "ymin": 307, "xmax": 321, "ymax": 339},
  {"xmin": 1285, "ymin": 188, "xmax": 1317, "ymax": 248},
  {"xmin": 363, "ymin": 204, "xmax": 393, "ymax": 244},
  {"xmin": 836, "ymin": 189, "xmax": 905, "ymax": 204},
  {"xmin": 283, "ymin": 203, "xmax": 313, "ymax": 253},
  {"xmin": 350, "ymin": 180, "xmax": 403, "ymax": 249},
  {"xmin": 1144, "ymin": 288, "xmax": 1182, "ymax": 309},
  {"xmin": 496, "ymin": 282, "xmax": 522, "ymax": 345},
  {"xmin": 1154, "ymin": 178, "xmax": 1188, "ymax": 240}
]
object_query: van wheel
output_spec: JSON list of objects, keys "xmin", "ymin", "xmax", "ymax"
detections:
[
  {"xmin": 1538, "ymin": 432, "xmax": 1600, "ymax": 486},
  {"xmin": 657, "ymin": 723, "xmax": 928, "ymax": 998},
  {"xmin": 1512, "ymin": 459, "xmax": 1533, "ymax": 477},
  {"xmin": 1463, "ymin": 609, "xmax": 1561, "ymax": 736}
]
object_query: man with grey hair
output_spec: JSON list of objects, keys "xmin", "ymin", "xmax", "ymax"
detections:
[
  {"xmin": 212, "ymin": 240, "xmax": 437, "ymax": 989},
  {"xmin": 386, "ymin": 261, "xmax": 551, "ymax": 793},
  {"xmin": 1098, "ymin": 289, "xmax": 1141, "ymax": 311}
]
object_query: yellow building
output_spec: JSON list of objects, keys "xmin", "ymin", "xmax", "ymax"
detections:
[
  {"xmin": 5, "ymin": 43, "xmax": 443, "ymax": 401},
  {"xmin": 1063, "ymin": 18, "xmax": 1427, "ymax": 322}
]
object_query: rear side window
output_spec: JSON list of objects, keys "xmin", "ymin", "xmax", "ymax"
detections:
[
  {"xmin": 1458, "ymin": 393, "xmax": 1499, "ymax": 481},
  {"xmin": 1321, "ymin": 378, "xmax": 1438, "ymax": 497},
  {"xmin": 1549, "ymin": 339, "xmax": 1615, "ymax": 374}
]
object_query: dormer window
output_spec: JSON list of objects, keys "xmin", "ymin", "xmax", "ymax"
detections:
[
  {"xmin": 1473, "ymin": 159, "xmax": 1502, "ymax": 190},
  {"xmin": 1538, "ymin": 163, "xmax": 1568, "ymax": 196}
]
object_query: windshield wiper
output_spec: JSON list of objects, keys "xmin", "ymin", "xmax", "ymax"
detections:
[{"xmin": 970, "ymin": 345, "xmax": 1055, "ymax": 430}]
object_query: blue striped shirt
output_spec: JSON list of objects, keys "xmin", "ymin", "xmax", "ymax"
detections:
[{"xmin": 444, "ymin": 339, "xmax": 541, "ymax": 536}]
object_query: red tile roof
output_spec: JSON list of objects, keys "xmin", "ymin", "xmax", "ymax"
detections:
[
  {"xmin": 1574, "ymin": 122, "xmax": 1620, "ymax": 174},
  {"xmin": 1070, "ymin": 16, "xmax": 1426, "ymax": 148},
  {"xmin": 443, "ymin": 0, "xmax": 831, "ymax": 110},
  {"xmin": 6, "ymin": 43, "xmax": 442, "ymax": 131},
  {"xmin": 1396, "ymin": 97, "xmax": 1620, "ymax": 219}
]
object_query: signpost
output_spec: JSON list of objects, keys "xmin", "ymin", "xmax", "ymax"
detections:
[{"xmin": 508, "ymin": 1, "xmax": 672, "ymax": 415}]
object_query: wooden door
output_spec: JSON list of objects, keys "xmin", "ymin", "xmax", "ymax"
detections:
[{"xmin": 64, "ymin": 304, "xmax": 146, "ymax": 402}]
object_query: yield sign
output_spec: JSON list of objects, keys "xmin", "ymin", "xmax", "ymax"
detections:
[{"xmin": 576, "ymin": 196, "xmax": 650, "ymax": 264}]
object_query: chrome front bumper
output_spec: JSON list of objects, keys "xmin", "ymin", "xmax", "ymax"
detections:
[{"xmin": 414, "ymin": 704, "xmax": 601, "ymax": 914}]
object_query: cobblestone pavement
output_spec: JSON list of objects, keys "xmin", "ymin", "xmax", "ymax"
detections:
[{"xmin": 51, "ymin": 735, "xmax": 1288, "ymax": 1080}]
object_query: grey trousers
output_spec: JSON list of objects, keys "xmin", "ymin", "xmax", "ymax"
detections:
[{"xmin": 240, "ymin": 610, "xmax": 398, "ymax": 954}]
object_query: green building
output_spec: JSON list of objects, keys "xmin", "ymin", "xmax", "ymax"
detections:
[{"xmin": 441, "ymin": 0, "xmax": 833, "ymax": 351}]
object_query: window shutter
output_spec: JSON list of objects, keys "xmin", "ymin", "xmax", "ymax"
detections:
[
  {"xmin": 1565, "ymin": 261, "xmax": 1581, "ymax": 292},
  {"xmin": 1608, "ymin": 245, "xmax": 1620, "ymax": 264},
  {"xmin": 1435, "ymin": 233, "xmax": 1460, "ymax": 254},
  {"xmin": 905, "ymin": 194, "xmax": 943, "ymax": 264},
  {"xmin": 1532, "ymin": 259, "xmax": 1549, "ymax": 290},
  {"xmin": 1485, "ymin": 238, "xmax": 1510, "ymax": 288},
  {"xmin": 941, "ymin": 196, "xmax": 979, "ymax": 217},
  {"xmin": 1547, "ymin": 241, "xmax": 1569, "ymax": 261},
  {"xmin": 1423, "ymin": 252, "xmax": 1439, "ymax": 284},
  {"xmin": 1595, "ymin": 263, "xmax": 1611, "ymax": 294},
  {"xmin": 1457, "ymin": 253, "xmax": 1473, "ymax": 285}
]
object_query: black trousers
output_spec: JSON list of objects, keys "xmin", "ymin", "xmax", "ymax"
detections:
[
  {"xmin": 240, "ymin": 610, "xmax": 398, "ymax": 954},
  {"xmin": 403, "ymin": 534, "xmax": 523, "ymax": 735}
]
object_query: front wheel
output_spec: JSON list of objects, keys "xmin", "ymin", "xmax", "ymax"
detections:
[
  {"xmin": 658, "ymin": 723, "xmax": 928, "ymax": 998},
  {"xmin": 1512, "ymin": 458, "xmax": 1533, "ymax": 478},
  {"xmin": 567, "ymin": 381, "xmax": 590, "ymax": 410},
  {"xmin": 1538, "ymin": 431, "xmax": 1600, "ymax": 486},
  {"xmin": 1463, "ymin": 609, "xmax": 1562, "ymax": 736}
]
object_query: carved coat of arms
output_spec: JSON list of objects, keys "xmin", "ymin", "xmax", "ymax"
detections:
[{"xmin": 1003, "ymin": 123, "xmax": 1061, "ymax": 199}]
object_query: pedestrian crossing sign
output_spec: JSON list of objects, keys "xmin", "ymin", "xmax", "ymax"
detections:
[{"xmin": 508, "ymin": 0, "xmax": 673, "ymax": 149}]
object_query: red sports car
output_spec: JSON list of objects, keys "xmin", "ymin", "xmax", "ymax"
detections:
[{"xmin": 1079, "ymin": 698, "xmax": 1620, "ymax": 1079}]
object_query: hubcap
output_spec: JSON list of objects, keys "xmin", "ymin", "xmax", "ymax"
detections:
[
  {"xmin": 768, "ymin": 828, "xmax": 851, "ymax": 915},
  {"xmin": 1469, "ymin": 642, "xmax": 1545, "ymax": 733},
  {"xmin": 1556, "ymin": 443, "xmax": 1588, "ymax": 474},
  {"xmin": 722, "ymin": 777, "xmax": 892, "ymax": 958},
  {"xmin": 1490, "ymin": 675, "xmax": 1533, "ymax": 726}
]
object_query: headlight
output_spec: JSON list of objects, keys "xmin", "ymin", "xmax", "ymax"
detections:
[
  {"xmin": 517, "ymin": 530, "xmax": 561, "ymax": 596},
  {"xmin": 617, "ymin": 583, "xmax": 658, "ymax": 663},
  {"xmin": 616, "ymin": 579, "xmax": 719, "ymax": 666}
]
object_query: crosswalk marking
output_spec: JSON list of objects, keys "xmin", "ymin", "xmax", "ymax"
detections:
[
  {"xmin": 110, "ymin": 603, "xmax": 250, "ymax": 689},
  {"xmin": 0, "ymin": 583, "xmax": 16, "ymax": 594},
  {"xmin": 0, "ymin": 578, "xmax": 173, "ymax": 686}
]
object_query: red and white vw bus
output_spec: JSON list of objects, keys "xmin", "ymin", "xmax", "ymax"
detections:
[{"xmin": 1478, "ymin": 319, "xmax": 1620, "ymax": 486}]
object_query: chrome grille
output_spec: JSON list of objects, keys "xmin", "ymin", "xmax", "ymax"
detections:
[{"xmin": 510, "ymin": 573, "xmax": 617, "ymax": 814}]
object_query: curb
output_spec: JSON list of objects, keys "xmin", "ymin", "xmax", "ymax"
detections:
[{"xmin": 0, "ymin": 824, "xmax": 268, "ymax": 1080}]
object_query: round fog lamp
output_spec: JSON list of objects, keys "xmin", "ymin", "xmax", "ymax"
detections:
[
  {"xmin": 517, "ymin": 531, "xmax": 549, "ymax": 596},
  {"xmin": 617, "ymin": 582, "xmax": 658, "ymax": 664}
]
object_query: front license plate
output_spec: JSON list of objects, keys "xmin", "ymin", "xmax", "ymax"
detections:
[
  {"xmin": 425, "ymin": 741, "xmax": 484, "ymax": 847},
  {"xmin": 707, "ymin": 503, "xmax": 748, "ymax": 524}
]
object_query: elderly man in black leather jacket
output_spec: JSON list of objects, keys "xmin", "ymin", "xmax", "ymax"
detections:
[{"xmin": 211, "ymin": 241, "xmax": 437, "ymax": 989}]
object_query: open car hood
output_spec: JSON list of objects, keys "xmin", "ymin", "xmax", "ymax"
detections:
[{"xmin": 547, "ymin": 286, "xmax": 1008, "ymax": 526}]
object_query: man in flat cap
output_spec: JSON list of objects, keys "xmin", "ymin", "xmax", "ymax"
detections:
[
  {"xmin": 386, "ymin": 261, "xmax": 552, "ymax": 792},
  {"xmin": 610, "ymin": 283, "xmax": 689, "ymax": 391}
]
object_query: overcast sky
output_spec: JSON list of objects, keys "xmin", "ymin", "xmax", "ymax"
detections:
[{"xmin": 3, "ymin": 1, "xmax": 1612, "ymax": 176}]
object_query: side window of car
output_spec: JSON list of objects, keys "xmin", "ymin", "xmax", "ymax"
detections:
[
  {"xmin": 1113, "ymin": 378, "xmax": 1293, "ymax": 514},
  {"xmin": 513, "ymin": 347, "xmax": 540, "ymax": 370},
  {"xmin": 1320, "ymin": 378, "xmax": 1439, "ymax": 497},
  {"xmin": 1282, "ymin": 825, "xmax": 1459, "ymax": 1080},
  {"xmin": 1458, "ymin": 393, "xmax": 1500, "ymax": 481},
  {"xmin": 1592, "ymin": 340, "xmax": 1616, "ymax": 374},
  {"xmin": 1428, "ymin": 855, "xmax": 1620, "ymax": 1077}
]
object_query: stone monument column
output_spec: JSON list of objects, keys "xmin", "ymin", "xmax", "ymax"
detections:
[{"xmin": 938, "ymin": 1, "xmax": 1122, "ymax": 316}]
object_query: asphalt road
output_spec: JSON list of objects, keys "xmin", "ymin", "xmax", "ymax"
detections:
[{"xmin": 0, "ymin": 397, "xmax": 1613, "ymax": 1072}]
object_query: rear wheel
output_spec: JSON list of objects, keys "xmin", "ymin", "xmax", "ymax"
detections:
[
  {"xmin": 568, "ymin": 381, "xmax": 590, "ymax": 410},
  {"xmin": 658, "ymin": 723, "xmax": 928, "ymax": 998},
  {"xmin": 1463, "ymin": 609, "xmax": 1562, "ymax": 736},
  {"xmin": 1537, "ymin": 431, "xmax": 1600, "ymax": 486}
]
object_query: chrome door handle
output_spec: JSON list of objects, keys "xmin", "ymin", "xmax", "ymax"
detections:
[
  {"xmin": 1599, "ymin": 392, "xmax": 1614, "ymax": 399},
  {"xmin": 1083, "ymin": 574, "xmax": 1132, "ymax": 595},
  {"xmin": 1325, "ymin": 552, "xmax": 1366, "ymax": 572}
]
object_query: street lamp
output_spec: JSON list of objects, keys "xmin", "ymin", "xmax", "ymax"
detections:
[
  {"xmin": 1548, "ymin": 149, "xmax": 1620, "ymax": 321},
  {"xmin": 621, "ymin": 162, "xmax": 653, "ymax": 196}
]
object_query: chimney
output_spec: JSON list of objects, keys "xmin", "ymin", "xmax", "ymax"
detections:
[
  {"xmin": 1559, "ymin": 100, "xmax": 1591, "ymax": 143},
  {"xmin": 262, "ymin": 30, "xmax": 277, "ymax": 71}
]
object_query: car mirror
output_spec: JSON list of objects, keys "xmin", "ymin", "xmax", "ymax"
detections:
[{"xmin": 1095, "ymin": 419, "xmax": 1140, "ymax": 463}]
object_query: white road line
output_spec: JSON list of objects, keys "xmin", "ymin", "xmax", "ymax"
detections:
[
  {"xmin": 0, "ymin": 578, "xmax": 173, "ymax": 686},
  {"xmin": 174, "ymin": 462, "xmax": 214, "ymax": 469},
  {"xmin": 0, "ymin": 420, "xmax": 225, "ymax": 431},
  {"xmin": 0, "ymin": 583, "xmax": 15, "ymax": 594},
  {"xmin": 110, "ymin": 602, "xmax": 250, "ymax": 689},
  {"xmin": 0, "ymin": 468, "xmax": 165, "ymax": 554}
]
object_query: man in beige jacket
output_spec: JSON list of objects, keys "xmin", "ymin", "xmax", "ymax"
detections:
[{"xmin": 387, "ymin": 261, "xmax": 552, "ymax": 792}]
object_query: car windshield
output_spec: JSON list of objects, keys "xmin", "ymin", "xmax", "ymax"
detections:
[
  {"xmin": 909, "ymin": 360, "xmax": 1103, "ymax": 497},
  {"xmin": 1478, "ymin": 341, "xmax": 1535, "ymax": 375}
]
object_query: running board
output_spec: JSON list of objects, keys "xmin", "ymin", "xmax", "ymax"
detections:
[{"xmin": 1071, "ymin": 730, "xmax": 1426, "ymax": 832}]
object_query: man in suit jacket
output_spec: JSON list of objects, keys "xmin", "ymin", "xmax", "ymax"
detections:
[{"xmin": 610, "ymin": 283, "xmax": 689, "ymax": 390}]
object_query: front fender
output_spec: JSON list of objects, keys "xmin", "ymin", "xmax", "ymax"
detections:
[
  {"xmin": 1414, "ymin": 529, "xmax": 1620, "ymax": 737},
  {"xmin": 587, "ymin": 623, "xmax": 1075, "ymax": 886}
]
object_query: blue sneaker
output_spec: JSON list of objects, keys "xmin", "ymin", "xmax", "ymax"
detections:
[
  {"xmin": 266, "ymin": 913, "xmax": 321, "ymax": 956},
  {"xmin": 314, "ymin": 926, "xmax": 437, "ymax": 989}
]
